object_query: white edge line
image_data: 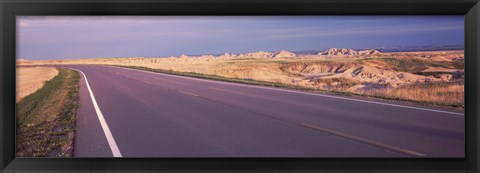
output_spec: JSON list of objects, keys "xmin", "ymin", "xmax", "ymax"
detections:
[
  {"xmin": 109, "ymin": 65, "xmax": 464, "ymax": 116},
  {"xmin": 69, "ymin": 68, "xmax": 123, "ymax": 157}
]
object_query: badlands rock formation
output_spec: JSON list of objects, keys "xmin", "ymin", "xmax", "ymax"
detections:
[
  {"xmin": 284, "ymin": 63, "xmax": 435, "ymax": 89},
  {"xmin": 318, "ymin": 48, "xmax": 381, "ymax": 56},
  {"xmin": 218, "ymin": 53, "xmax": 237, "ymax": 59},
  {"xmin": 236, "ymin": 51, "xmax": 274, "ymax": 59},
  {"xmin": 273, "ymin": 50, "xmax": 296, "ymax": 58},
  {"xmin": 357, "ymin": 49, "xmax": 381, "ymax": 55},
  {"xmin": 141, "ymin": 48, "xmax": 380, "ymax": 60},
  {"xmin": 319, "ymin": 48, "xmax": 357, "ymax": 56}
]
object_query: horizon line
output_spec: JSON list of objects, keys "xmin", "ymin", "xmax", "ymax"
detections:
[{"xmin": 17, "ymin": 44, "xmax": 465, "ymax": 61}]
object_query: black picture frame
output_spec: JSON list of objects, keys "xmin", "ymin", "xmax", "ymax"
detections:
[{"xmin": 1, "ymin": 0, "xmax": 479, "ymax": 172}]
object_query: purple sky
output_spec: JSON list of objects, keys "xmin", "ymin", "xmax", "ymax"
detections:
[{"xmin": 17, "ymin": 16, "xmax": 464, "ymax": 60}]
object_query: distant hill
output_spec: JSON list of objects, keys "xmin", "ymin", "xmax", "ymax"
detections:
[
  {"xmin": 374, "ymin": 45, "xmax": 464, "ymax": 52},
  {"xmin": 44, "ymin": 45, "xmax": 463, "ymax": 60},
  {"xmin": 274, "ymin": 50, "xmax": 296, "ymax": 58},
  {"xmin": 292, "ymin": 45, "xmax": 463, "ymax": 55},
  {"xmin": 318, "ymin": 48, "xmax": 380, "ymax": 56}
]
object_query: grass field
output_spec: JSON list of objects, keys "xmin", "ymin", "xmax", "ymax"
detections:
[
  {"xmin": 115, "ymin": 65, "xmax": 313, "ymax": 91},
  {"xmin": 16, "ymin": 67, "xmax": 59, "ymax": 103},
  {"xmin": 16, "ymin": 68, "xmax": 80, "ymax": 157},
  {"xmin": 361, "ymin": 57, "xmax": 464, "ymax": 73},
  {"xmin": 364, "ymin": 81, "xmax": 464, "ymax": 107}
]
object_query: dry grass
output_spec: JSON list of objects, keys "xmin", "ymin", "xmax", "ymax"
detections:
[
  {"xmin": 364, "ymin": 81, "xmax": 464, "ymax": 107},
  {"xmin": 17, "ymin": 67, "xmax": 59, "ymax": 103},
  {"xmin": 312, "ymin": 77, "xmax": 362, "ymax": 90}
]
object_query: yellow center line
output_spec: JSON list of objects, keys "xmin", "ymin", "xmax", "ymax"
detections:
[
  {"xmin": 300, "ymin": 123, "xmax": 427, "ymax": 157},
  {"xmin": 179, "ymin": 90, "xmax": 199, "ymax": 97}
]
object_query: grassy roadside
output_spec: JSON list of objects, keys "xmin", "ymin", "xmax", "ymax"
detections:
[
  {"xmin": 114, "ymin": 65, "xmax": 315, "ymax": 91},
  {"xmin": 113, "ymin": 65, "xmax": 463, "ymax": 110},
  {"xmin": 16, "ymin": 68, "xmax": 80, "ymax": 157}
]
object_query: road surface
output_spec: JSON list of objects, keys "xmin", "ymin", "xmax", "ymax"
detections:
[{"xmin": 63, "ymin": 65, "xmax": 464, "ymax": 158}]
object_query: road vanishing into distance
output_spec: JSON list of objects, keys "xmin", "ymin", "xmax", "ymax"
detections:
[{"xmin": 61, "ymin": 65, "xmax": 464, "ymax": 158}]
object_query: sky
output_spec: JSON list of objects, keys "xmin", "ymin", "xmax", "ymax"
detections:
[{"xmin": 17, "ymin": 16, "xmax": 464, "ymax": 60}]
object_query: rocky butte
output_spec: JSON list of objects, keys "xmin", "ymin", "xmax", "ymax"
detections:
[
  {"xmin": 318, "ymin": 48, "xmax": 381, "ymax": 56},
  {"xmin": 273, "ymin": 50, "xmax": 297, "ymax": 58},
  {"xmin": 168, "ymin": 49, "xmax": 381, "ymax": 59}
]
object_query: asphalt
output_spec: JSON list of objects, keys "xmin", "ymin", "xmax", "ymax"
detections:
[{"xmin": 64, "ymin": 65, "xmax": 464, "ymax": 158}]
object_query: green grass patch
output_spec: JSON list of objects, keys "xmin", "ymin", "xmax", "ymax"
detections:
[{"xmin": 16, "ymin": 68, "xmax": 80, "ymax": 157}]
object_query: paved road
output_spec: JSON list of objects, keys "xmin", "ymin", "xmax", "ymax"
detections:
[{"xmin": 63, "ymin": 65, "xmax": 464, "ymax": 158}]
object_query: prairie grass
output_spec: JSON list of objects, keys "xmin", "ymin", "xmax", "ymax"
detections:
[
  {"xmin": 313, "ymin": 77, "xmax": 362, "ymax": 89},
  {"xmin": 16, "ymin": 68, "xmax": 80, "ymax": 157},
  {"xmin": 116, "ymin": 65, "xmax": 314, "ymax": 91},
  {"xmin": 363, "ymin": 57, "xmax": 464, "ymax": 73},
  {"xmin": 16, "ymin": 67, "xmax": 59, "ymax": 103},
  {"xmin": 364, "ymin": 81, "xmax": 464, "ymax": 107}
]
